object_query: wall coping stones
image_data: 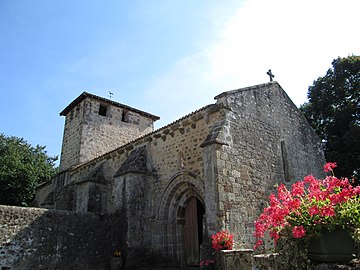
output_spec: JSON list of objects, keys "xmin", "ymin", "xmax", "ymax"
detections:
[
  {"xmin": 214, "ymin": 81, "xmax": 279, "ymax": 99},
  {"xmin": 253, "ymin": 253, "xmax": 360, "ymax": 270},
  {"xmin": 220, "ymin": 249, "xmax": 254, "ymax": 270}
]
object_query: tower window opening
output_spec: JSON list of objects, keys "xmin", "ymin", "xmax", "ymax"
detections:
[
  {"xmin": 99, "ymin": 104, "xmax": 108, "ymax": 116},
  {"xmin": 121, "ymin": 110, "xmax": 129, "ymax": 122}
]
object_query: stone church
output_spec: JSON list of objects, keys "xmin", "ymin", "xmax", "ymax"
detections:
[{"xmin": 35, "ymin": 82, "xmax": 324, "ymax": 267}]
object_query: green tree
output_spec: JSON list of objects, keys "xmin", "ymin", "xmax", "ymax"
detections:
[
  {"xmin": 0, "ymin": 134, "xmax": 58, "ymax": 206},
  {"xmin": 300, "ymin": 55, "xmax": 360, "ymax": 182}
]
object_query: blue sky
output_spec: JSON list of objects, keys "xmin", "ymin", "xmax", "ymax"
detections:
[{"xmin": 1, "ymin": 0, "xmax": 359, "ymax": 162}]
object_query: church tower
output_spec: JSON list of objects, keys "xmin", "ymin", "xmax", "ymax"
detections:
[{"xmin": 58, "ymin": 92, "xmax": 159, "ymax": 171}]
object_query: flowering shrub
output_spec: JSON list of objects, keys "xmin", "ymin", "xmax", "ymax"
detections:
[
  {"xmin": 200, "ymin": 258, "xmax": 216, "ymax": 269},
  {"xmin": 254, "ymin": 162, "xmax": 360, "ymax": 250},
  {"xmin": 211, "ymin": 230, "xmax": 234, "ymax": 252}
]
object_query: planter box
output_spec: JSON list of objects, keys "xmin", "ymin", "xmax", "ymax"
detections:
[{"xmin": 308, "ymin": 229, "xmax": 355, "ymax": 263}]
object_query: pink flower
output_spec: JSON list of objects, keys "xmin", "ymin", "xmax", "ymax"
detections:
[
  {"xmin": 269, "ymin": 230, "xmax": 280, "ymax": 245},
  {"xmin": 291, "ymin": 181, "xmax": 305, "ymax": 197},
  {"xmin": 308, "ymin": 205, "xmax": 320, "ymax": 216},
  {"xmin": 277, "ymin": 184, "xmax": 291, "ymax": 201},
  {"xmin": 354, "ymin": 186, "xmax": 360, "ymax": 195},
  {"xmin": 286, "ymin": 198, "xmax": 301, "ymax": 211},
  {"xmin": 211, "ymin": 230, "xmax": 234, "ymax": 252},
  {"xmin": 253, "ymin": 162, "xmax": 359, "ymax": 250},
  {"xmin": 254, "ymin": 220, "xmax": 266, "ymax": 238},
  {"xmin": 254, "ymin": 239, "xmax": 263, "ymax": 250},
  {"xmin": 320, "ymin": 206, "xmax": 335, "ymax": 217},
  {"xmin": 269, "ymin": 194, "xmax": 279, "ymax": 207},
  {"xmin": 292, "ymin": 226, "xmax": 306, "ymax": 238},
  {"xmin": 304, "ymin": 175, "xmax": 316, "ymax": 184},
  {"xmin": 324, "ymin": 162, "xmax": 337, "ymax": 173}
]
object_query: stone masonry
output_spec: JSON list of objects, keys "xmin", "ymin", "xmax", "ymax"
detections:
[
  {"xmin": 30, "ymin": 82, "xmax": 325, "ymax": 268},
  {"xmin": 59, "ymin": 92, "xmax": 159, "ymax": 171},
  {"xmin": 0, "ymin": 205, "xmax": 124, "ymax": 270}
]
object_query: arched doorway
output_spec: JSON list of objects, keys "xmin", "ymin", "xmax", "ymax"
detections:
[
  {"xmin": 184, "ymin": 197, "xmax": 205, "ymax": 266},
  {"xmin": 156, "ymin": 172, "xmax": 205, "ymax": 267}
]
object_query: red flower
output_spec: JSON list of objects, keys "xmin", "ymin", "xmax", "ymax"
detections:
[
  {"xmin": 254, "ymin": 239, "xmax": 264, "ymax": 250},
  {"xmin": 304, "ymin": 175, "xmax": 316, "ymax": 184},
  {"xmin": 286, "ymin": 198, "xmax": 301, "ymax": 211},
  {"xmin": 308, "ymin": 205, "xmax": 320, "ymax": 216},
  {"xmin": 320, "ymin": 205, "xmax": 335, "ymax": 217},
  {"xmin": 253, "ymin": 163, "xmax": 359, "ymax": 250},
  {"xmin": 324, "ymin": 162, "xmax": 337, "ymax": 173},
  {"xmin": 269, "ymin": 230, "xmax": 280, "ymax": 244},
  {"xmin": 211, "ymin": 230, "xmax": 234, "ymax": 252},
  {"xmin": 291, "ymin": 181, "xmax": 305, "ymax": 197},
  {"xmin": 292, "ymin": 226, "xmax": 306, "ymax": 238},
  {"xmin": 277, "ymin": 184, "xmax": 291, "ymax": 201}
]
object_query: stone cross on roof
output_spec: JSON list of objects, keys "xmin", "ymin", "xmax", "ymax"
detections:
[{"xmin": 267, "ymin": 69, "xmax": 275, "ymax": 82}]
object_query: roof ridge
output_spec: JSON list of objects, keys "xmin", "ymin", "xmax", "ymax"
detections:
[
  {"xmin": 59, "ymin": 91, "xmax": 160, "ymax": 120},
  {"xmin": 70, "ymin": 103, "xmax": 218, "ymax": 171},
  {"xmin": 214, "ymin": 81, "xmax": 280, "ymax": 99}
]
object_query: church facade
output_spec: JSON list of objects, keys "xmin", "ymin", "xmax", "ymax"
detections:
[{"xmin": 35, "ymin": 82, "xmax": 325, "ymax": 267}]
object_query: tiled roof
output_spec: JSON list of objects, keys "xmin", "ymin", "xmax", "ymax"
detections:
[
  {"xmin": 65, "ymin": 82, "xmax": 279, "ymax": 172},
  {"xmin": 71, "ymin": 102, "xmax": 219, "ymax": 171},
  {"xmin": 59, "ymin": 91, "xmax": 160, "ymax": 121}
]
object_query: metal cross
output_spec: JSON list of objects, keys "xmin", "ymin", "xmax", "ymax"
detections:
[
  {"xmin": 109, "ymin": 91, "xmax": 114, "ymax": 100},
  {"xmin": 267, "ymin": 69, "xmax": 275, "ymax": 82}
]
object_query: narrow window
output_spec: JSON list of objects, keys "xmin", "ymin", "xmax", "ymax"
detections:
[
  {"xmin": 99, "ymin": 104, "xmax": 108, "ymax": 116},
  {"xmin": 121, "ymin": 110, "xmax": 128, "ymax": 122},
  {"xmin": 281, "ymin": 141, "xmax": 290, "ymax": 182}
]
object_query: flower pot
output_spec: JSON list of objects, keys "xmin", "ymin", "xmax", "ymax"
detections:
[{"xmin": 307, "ymin": 229, "xmax": 355, "ymax": 263}]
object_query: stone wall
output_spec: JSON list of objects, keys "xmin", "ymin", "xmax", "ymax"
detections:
[
  {"xmin": 78, "ymin": 97, "xmax": 155, "ymax": 165},
  {"xmin": 253, "ymin": 253, "xmax": 360, "ymax": 270},
  {"xmin": 220, "ymin": 249, "xmax": 253, "ymax": 270},
  {"xmin": 34, "ymin": 82, "xmax": 325, "ymax": 268},
  {"xmin": 212, "ymin": 83, "xmax": 325, "ymax": 248},
  {"xmin": 60, "ymin": 95, "xmax": 156, "ymax": 171},
  {"xmin": 59, "ymin": 97, "xmax": 84, "ymax": 170},
  {"xmin": 70, "ymin": 104, "xmax": 224, "ymax": 266},
  {"xmin": 36, "ymin": 102, "xmax": 225, "ymax": 266},
  {"xmin": 33, "ymin": 180, "xmax": 53, "ymax": 208},
  {"xmin": 0, "ymin": 205, "xmax": 125, "ymax": 270}
]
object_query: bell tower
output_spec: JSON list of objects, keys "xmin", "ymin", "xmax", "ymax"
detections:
[{"xmin": 58, "ymin": 92, "xmax": 159, "ymax": 171}]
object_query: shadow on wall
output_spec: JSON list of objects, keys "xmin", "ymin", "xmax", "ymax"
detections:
[{"xmin": 0, "ymin": 205, "xmax": 126, "ymax": 270}]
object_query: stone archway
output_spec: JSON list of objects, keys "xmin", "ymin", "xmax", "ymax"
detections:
[{"xmin": 156, "ymin": 171, "xmax": 205, "ymax": 267}]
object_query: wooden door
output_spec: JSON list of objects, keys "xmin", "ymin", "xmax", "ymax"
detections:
[{"xmin": 184, "ymin": 197, "xmax": 199, "ymax": 266}]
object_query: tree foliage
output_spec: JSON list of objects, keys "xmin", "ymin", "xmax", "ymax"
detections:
[
  {"xmin": 300, "ymin": 55, "xmax": 360, "ymax": 181},
  {"xmin": 0, "ymin": 134, "xmax": 58, "ymax": 206}
]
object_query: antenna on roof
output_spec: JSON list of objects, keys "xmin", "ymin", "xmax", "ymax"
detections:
[{"xmin": 109, "ymin": 91, "xmax": 114, "ymax": 100}]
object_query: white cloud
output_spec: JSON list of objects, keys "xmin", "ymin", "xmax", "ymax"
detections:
[
  {"xmin": 206, "ymin": 0, "xmax": 360, "ymax": 104},
  {"xmin": 144, "ymin": 0, "xmax": 360, "ymax": 127}
]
